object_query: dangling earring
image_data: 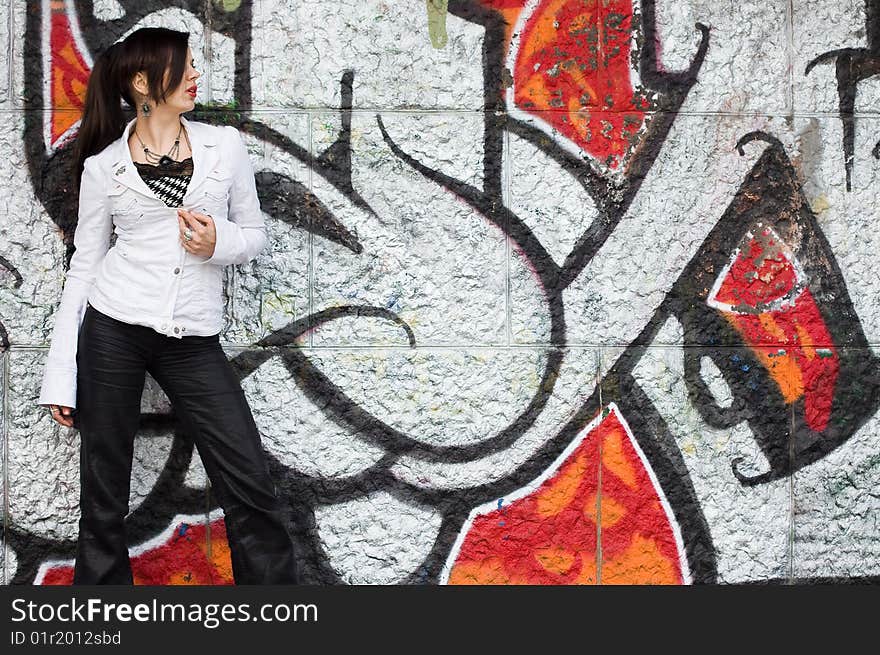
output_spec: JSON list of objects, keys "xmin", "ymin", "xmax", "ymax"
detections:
[{"xmin": 141, "ymin": 99, "xmax": 151, "ymax": 116}]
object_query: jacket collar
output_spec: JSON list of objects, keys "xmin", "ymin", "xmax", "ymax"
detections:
[{"xmin": 109, "ymin": 114, "xmax": 218, "ymax": 205}]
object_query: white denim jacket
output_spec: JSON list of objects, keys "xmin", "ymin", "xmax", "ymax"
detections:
[{"xmin": 36, "ymin": 115, "xmax": 268, "ymax": 409}]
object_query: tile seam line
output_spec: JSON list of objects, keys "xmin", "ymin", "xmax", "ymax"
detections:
[
  {"xmin": 11, "ymin": 108, "xmax": 880, "ymax": 119},
  {"xmin": 786, "ymin": 0, "xmax": 795, "ymax": 118},
  {"xmin": 14, "ymin": 343, "xmax": 880, "ymax": 350},
  {"xmin": 2, "ymin": 353, "xmax": 8, "ymax": 585}
]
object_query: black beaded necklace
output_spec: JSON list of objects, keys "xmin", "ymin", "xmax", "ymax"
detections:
[{"xmin": 133, "ymin": 122, "xmax": 185, "ymax": 167}]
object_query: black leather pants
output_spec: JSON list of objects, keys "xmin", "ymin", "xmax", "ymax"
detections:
[{"xmin": 72, "ymin": 302, "xmax": 299, "ymax": 584}]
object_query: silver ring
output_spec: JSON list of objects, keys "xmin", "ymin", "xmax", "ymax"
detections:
[{"xmin": 183, "ymin": 228, "xmax": 193, "ymax": 241}]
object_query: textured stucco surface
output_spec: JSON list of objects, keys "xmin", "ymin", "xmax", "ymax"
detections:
[{"xmin": 1, "ymin": 0, "xmax": 879, "ymax": 584}]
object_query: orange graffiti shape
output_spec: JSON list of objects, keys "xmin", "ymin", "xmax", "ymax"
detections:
[
  {"xmin": 38, "ymin": 517, "xmax": 234, "ymax": 585},
  {"xmin": 510, "ymin": 0, "xmax": 651, "ymax": 172},
  {"xmin": 710, "ymin": 228, "xmax": 839, "ymax": 432},
  {"xmin": 445, "ymin": 405, "xmax": 688, "ymax": 585},
  {"xmin": 49, "ymin": 1, "xmax": 90, "ymax": 145}
]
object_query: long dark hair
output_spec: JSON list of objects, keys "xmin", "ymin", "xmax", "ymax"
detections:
[{"xmin": 71, "ymin": 27, "xmax": 190, "ymax": 188}]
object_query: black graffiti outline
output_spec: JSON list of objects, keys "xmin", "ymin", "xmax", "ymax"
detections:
[
  {"xmin": 452, "ymin": 0, "xmax": 710, "ymax": 289},
  {"xmin": 805, "ymin": 0, "xmax": 880, "ymax": 191},
  {"xmin": 0, "ymin": 255, "xmax": 23, "ymax": 351},
  {"xmin": 11, "ymin": 0, "xmax": 878, "ymax": 585}
]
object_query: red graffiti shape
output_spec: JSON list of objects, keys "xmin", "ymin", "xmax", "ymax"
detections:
[
  {"xmin": 445, "ymin": 405, "xmax": 687, "ymax": 584},
  {"xmin": 710, "ymin": 228, "xmax": 839, "ymax": 432},
  {"xmin": 37, "ymin": 517, "xmax": 234, "ymax": 585},
  {"xmin": 510, "ymin": 0, "xmax": 651, "ymax": 172},
  {"xmin": 48, "ymin": 2, "xmax": 90, "ymax": 147}
]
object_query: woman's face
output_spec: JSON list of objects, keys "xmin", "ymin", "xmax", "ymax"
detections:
[
  {"xmin": 137, "ymin": 45, "xmax": 200, "ymax": 113},
  {"xmin": 165, "ymin": 46, "xmax": 200, "ymax": 111}
]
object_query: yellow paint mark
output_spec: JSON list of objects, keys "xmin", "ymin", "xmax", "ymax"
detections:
[
  {"xmin": 216, "ymin": 0, "xmax": 242, "ymax": 12},
  {"xmin": 263, "ymin": 291, "xmax": 295, "ymax": 314},
  {"xmin": 810, "ymin": 194, "xmax": 830, "ymax": 216},
  {"xmin": 426, "ymin": 0, "xmax": 448, "ymax": 49}
]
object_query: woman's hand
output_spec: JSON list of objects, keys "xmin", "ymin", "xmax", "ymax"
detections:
[
  {"xmin": 47, "ymin": 404, "xmax": 75, "ymax": 428},
  {"xmin": 177, "ymin": 209, "xmax": 217, "ymax": 259}
]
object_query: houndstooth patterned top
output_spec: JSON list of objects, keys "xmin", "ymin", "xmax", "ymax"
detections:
[{"xmin": 133, "ymin": 156, "xmax": 193, "ymax": 207}]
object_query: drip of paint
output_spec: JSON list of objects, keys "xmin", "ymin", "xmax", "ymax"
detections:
[{"xmin": 426, "ymin": 0, "xmax": 449, "ymax": 49}]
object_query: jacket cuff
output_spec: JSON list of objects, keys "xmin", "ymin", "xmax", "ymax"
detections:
[
  {"xmin": 201, "ymin": 214, "xmax": 233, "ymax": 265},
  {"xmin": 201, "ymin": 215, "xmax": 268, "ymax": 267},
  {"xmin": 37, "ymin": 365, "xmax": 78, "ymax": 409}
]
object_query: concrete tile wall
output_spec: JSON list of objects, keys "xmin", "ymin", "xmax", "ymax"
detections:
[{"xmin": 0, "ymin": 0, "xmax": 877, "ymax": 585}]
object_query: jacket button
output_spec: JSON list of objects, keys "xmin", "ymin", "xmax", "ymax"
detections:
[
  {"xmin": 174, "ymin": 327, "xmax": 180, "ymax": 334},
  {"xmin": 174, "ymin": 267, "xmax": 180, "ymax": 274}
]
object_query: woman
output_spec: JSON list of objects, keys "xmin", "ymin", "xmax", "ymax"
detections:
[{"xmin": 36, "ymin": 27, "xmax": 299, "ymax": 585}]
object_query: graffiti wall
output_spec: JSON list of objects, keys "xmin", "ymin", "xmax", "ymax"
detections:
[{"xmin": 0, "ymin": 0, "xmax": 878, "ymax": 584}]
